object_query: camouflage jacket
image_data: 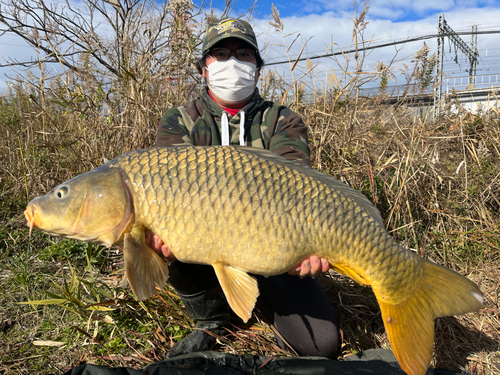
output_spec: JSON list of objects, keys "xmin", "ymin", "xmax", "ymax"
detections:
[{"xmin": 156, "ymin": 87, "xmax": 311, "ymax": 166}]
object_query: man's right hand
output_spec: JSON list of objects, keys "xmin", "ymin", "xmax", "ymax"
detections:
[
  {"xmin": 288, "ymin": 255, "xmax": 330, "ymax": 278},
  {"xmin": 145, "ymin": 230, "xmax": 177, "ymax": 262}
]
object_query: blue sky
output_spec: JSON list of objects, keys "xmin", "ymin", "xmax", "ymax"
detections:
[
  {"xmin": 1, "ymin": 0, "xmax": 500, "ymax": 93},
  {"xmin": 198, "ymin": 0, "xmax": 499, "ymax": 20}
]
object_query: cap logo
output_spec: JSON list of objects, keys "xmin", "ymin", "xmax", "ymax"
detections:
[{"xmin": 216, "ymin": 20, "xmax": 245, "ymax": 34}]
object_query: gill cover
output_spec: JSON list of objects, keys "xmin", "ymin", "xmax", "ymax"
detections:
[{"xmin": 25, "ymin": 166, "xmax": 134, "ymax": 247}]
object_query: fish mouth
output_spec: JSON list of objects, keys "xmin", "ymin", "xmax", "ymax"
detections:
[{"xmin": 24, "ymin": 206, "xmax": 37, "ymax": 238}]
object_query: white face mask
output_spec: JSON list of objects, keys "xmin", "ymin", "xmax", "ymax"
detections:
[{"xmin": 206, "ymin": 57, "xmax": 257, "ymax": 102}]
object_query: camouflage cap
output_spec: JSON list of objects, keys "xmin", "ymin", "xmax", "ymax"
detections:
[{"xmin": 202, "ymin": 18, "xmax": 259, "ymax": 54}]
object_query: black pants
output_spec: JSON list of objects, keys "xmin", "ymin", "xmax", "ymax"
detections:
[{"xmin": 168, "ymin": 261, "xmax": 341, "ymax": 359}]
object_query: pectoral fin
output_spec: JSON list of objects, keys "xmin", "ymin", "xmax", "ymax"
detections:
[
  {"xmin": 123, "ymin": 232, "xmax": 170, "ymax": 300},
  {"xmin": 212, "ymin": 263, "xmax": 259, "ymax": 323}
]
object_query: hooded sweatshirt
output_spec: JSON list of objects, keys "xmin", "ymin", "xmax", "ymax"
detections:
[{"xmin": 156, "ymin": 88, "xmax": 311, "ymax": 166}]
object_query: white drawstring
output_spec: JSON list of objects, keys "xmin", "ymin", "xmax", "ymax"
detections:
[
  {"xmin": 221, "ymin": 111, "xmax": 245, "ymax": 146},
  {"xmin": 239, "ymin": 111, "xmax": 245, "ymax": 146},
  {"xmin": 221, "ymin": 113, "xmax": 229, "ymax": 146}
]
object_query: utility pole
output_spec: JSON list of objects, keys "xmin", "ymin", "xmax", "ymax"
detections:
[
  {"xmin": 470, "ymin": 24, "xmax": 478, "ymax": 87},
  {"xmin": 434, "ymin": 14, "xmax": 479, "ymax": 117},
  {"xmin": 435, "ymin": 14, "xmax": 445, "ymax": 117}
]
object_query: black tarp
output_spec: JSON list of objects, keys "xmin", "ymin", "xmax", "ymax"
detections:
[{"xmin": 63, "ymin": 349, "xmax": 470, "ymax": 375}]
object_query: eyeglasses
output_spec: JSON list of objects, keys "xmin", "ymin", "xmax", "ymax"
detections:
[{"xmin": 209, "ymin": 47, "xmax": 256, "ymax": 61}]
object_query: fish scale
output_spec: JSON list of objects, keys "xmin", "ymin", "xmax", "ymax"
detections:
[{"xmin": 25, "ymin": 145, "xmax": 483, "ymax": 375}]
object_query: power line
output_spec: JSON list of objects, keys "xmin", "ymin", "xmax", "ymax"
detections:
[{"xmin": 263, "ymin": 30, "xmax": 500, "ymax": 67}]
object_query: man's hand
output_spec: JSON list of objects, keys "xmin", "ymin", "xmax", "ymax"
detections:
[
  {"xmin": 145, "ymin": 230, "xmax": 176, "ymax": 262},
  {"xmin": 288, "ymin": 255, "xmax": 330, "ymax": 278}
]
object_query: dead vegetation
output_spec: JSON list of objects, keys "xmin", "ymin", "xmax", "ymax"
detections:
[{"xmin": 0, "ymin": 1, "xmax": 499, "ymax": 374}]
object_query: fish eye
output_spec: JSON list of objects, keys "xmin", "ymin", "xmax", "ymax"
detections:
[{"xmin": 56, "ymin": 186, "xmax": 69, "ymax": 199}]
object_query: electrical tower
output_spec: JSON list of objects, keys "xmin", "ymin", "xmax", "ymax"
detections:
[{"xmin": 434, "ymin": 14, "xmax": 479, "ymax": 117}]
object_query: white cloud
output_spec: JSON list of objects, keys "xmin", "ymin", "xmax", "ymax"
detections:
[
  {"xmin": 297, "ymin": 0, "xmax": 455, "ymax": 19},
  {"xmin": 410, "ymin": 0, "xmax": 454, "ymax": 14},
  {"xmin": 254, "ymin": 4, "xmax": 500, "ymax": 91},
  {"xmin": 367, "ymin": 0, "xmax": 455, "ymax": 17},
  {"xmin": 305, "ymin": 0, "xmax": 355, "ymax": 14}
]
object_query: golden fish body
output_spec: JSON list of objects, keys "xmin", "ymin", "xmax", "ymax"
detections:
[
  {"xmin": 117, "ymin": 147, "xmax": 412, "ymax": 293},
  {"xmin": 25, "ymin": 146, "xmax": 483, "ymax": 375}
]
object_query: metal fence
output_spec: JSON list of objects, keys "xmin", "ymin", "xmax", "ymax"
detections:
[
  {"xmin": 356, "ymin": 73, "xmax": 500, "ymax": 100},
  {"xmin": 443, "ymin": 74, "xmax": 500, "ymax": 93}
]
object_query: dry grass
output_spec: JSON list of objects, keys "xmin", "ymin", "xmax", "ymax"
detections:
[
  {"xmin": 303, "ymin": 99, "xmax": 500, "ymax": 374},
  {"xmin": 2, "ymin": 88, "xmax": 499, "ymax": 374},
  {"xmin": 1, "ymin": 4, "xmax": 499, "ymax": 374}
]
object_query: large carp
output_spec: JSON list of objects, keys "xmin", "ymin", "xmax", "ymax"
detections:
[{"xmin": 25, "ymin": 146, "xmax": 482, "ymax": 375}]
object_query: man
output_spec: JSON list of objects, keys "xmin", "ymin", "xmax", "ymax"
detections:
[{"xmin": 148, "ymin": 17, "xmax": 340, "ymax": 359}]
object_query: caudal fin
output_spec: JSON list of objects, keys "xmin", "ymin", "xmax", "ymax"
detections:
[{"xmin": 377, "ymin": 260, "xmax": 483, "ymax": 375}]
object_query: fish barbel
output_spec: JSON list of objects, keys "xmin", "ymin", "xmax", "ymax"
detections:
[{"xmin": 24, "ymin": 146, "xmax": 483, "ymax": 375}]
